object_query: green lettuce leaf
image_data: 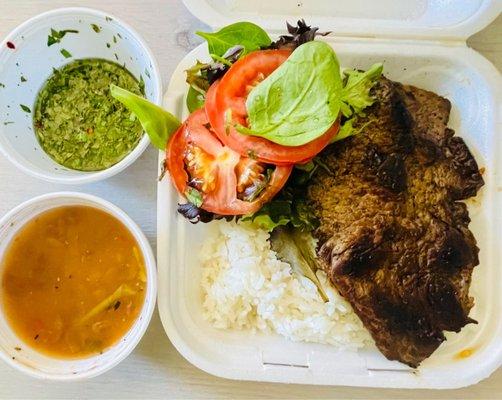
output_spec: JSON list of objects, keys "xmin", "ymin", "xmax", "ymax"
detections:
[
  {"xmin": 110, "ymin": 84, "xmax": 181, "ymax": 150},
  {"xmin": 184, "ymin": 46, "xmax": 245, "ymax": 112},
  {"xmin": 185, "ymin": 61, "xmax": 211, "ymax": 93},
  {"xmin": 270, "ymin": 227, "xmax": 328, "ymax": 302},
  {"xmin": 185, "ymin": 187, "xmax": 203, "ymax": 207},
  {"xmin": 197, "ymin": 22, "xmax": 271, "ymax": 57},
  {"xmin": 331, "ymin": 116, "xmax": 376, "ymax": 143},
  {"xmin": 339, "ymin": 63, "xmax": 383, "ymax": 118},
  {"xmin": 242, "ymin": 197, "xmax": 319, "ymax": 232},
  {"xmin": 186, "ymin": 86, "xmax": 205, "ymax": 113},
  {"xmin": 331, "ymin": 63, "xmax": 383, "ymax": 142},
  {"xmin": 241, "ymin": 200, "xmax": 293, "ymax": 231}
]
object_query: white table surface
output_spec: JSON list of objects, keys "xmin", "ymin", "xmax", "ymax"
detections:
[{"xmin": 0, "ymin": 1, "xmax": 500, "ymax": 399}]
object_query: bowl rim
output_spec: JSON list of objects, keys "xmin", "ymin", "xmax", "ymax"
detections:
[
  {"xmin": 0, "ymin": 191, "xmax": 157, "ymax": 380},
  {"xmin": 0, "ymin": 7, "xmax": 163, "ymax": 185}
]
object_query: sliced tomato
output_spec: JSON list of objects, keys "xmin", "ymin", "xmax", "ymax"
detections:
[
  {"xmin": 166, "ymin": 109, "xmax": 292, "ymax": 215},
  {"xmin": 205, "ymin": 49, "xmax": 340, "ymax": 165}
]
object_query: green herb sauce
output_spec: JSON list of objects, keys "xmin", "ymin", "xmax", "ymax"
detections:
[{"xmin": 34, "ymin": 59, "xmax": 144, "ymax": 171}]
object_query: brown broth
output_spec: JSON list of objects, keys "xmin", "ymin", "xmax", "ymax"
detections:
[{"xmin": 1, "ymin": 205, "xmax": 146, "ymax": 359}]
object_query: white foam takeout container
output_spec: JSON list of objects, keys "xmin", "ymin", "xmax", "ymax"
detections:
[{"xmin": 157, "ymin": 0, "xmax": 502, "ymax": 389}]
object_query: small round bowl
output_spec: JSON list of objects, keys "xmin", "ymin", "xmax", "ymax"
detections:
[
  {"xmin": 0, "ymin": 8, "xmax": 162, "ymax": 184},
  {"xmin": 0, "ymin": 192, "xmax": 157, "ymax": 380}
]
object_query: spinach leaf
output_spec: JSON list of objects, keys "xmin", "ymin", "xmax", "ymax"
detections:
[
  {"xmin": 241, "ymin": 41, "xmax": 342, "ymax": 146},
  {"xmin": 110, "ymin": 84, "xmax": 181, "ymax": 150},
  {"xmin": 197, "ymin": 22, "xmax": 271, "ymax": 57},
  {"xmin": 242, "ymin": 42, "xmax": 383, "ymax": 146}
]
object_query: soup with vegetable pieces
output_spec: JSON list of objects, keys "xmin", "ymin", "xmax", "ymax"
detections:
[{"xmin": 1, "ymin": 206, "xmax": 146, "ymax": 359}]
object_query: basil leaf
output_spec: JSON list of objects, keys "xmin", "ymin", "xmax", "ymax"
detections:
[
  {"xmin": 186, "ymin": 86, "xmax": 205, "ymax": 112},
  {"xmin": 110, "ymin": 84, "xmax": 181, "ymax": 150},
  {"xmin": 197, "ymin": 22, "xmax": 271, "ymax": 57},
  {"xmin": 185, "ymin": 187, "xmax": 203, "ymax": 207},
  {"xmin": 243, "ymin": 41, "xmax": 342, "ymax": 146}
]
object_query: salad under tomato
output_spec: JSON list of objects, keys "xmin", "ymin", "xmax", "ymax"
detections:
[{"xmin": 111, "ymin": 19, "xmax": 383, "ymax": 227}]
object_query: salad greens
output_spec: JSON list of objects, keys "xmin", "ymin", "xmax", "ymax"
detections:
[
  {"xmin": 185, "ymin": 46, "xmax": 244, "ymax": 112},
  {"xmin": 239, "ymin": 41, "xmax": 342, "ymax": 146},
  {"xmin": 186, "ymin": 86, "xmax": 205, "ymax": 113},
  {"xmin": 269, "ymin": 20, "xmax": 330, "ymax": 50},
  {"xmin": 242, "ymin": 198, "xmax": 318, "ymax": 232},
  {"xmin": 185, "ymin": 187, "xmax": 203, "ymax": 207},
  {"xmin": 110, "ymin": 84, "xmax": 181, "ymax": 150},
  {"xmin": 270, "ymin": 227, "xmax": 328, "ymax": 302},
  {"xmin": 240, "ymin": 41, "xmax": 382, "ymax": 146},
  {"xmin": 107, "ymin": 20, "xmax": 384, "ymax": 229},
  {"xmin": 340, "ymin": 63, "xmax": 384, "ymax": 117},
  {"xmin": 241, "ymin": 163, "xmax": 323, "ymax": 232},
  {"xmin": 329, "ymin": 63, "xmax": 383, "ymax": 142},
  {"xmin": 197, "ymin": 22, "xmax": 271, "ymax": 57}
]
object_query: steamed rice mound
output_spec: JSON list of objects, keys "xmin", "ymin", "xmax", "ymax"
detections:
[{"xmin": 200, "ymin": 221, "xmax": 372, "ymax": 349}]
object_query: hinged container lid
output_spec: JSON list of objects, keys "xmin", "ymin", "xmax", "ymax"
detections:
[{"xmin": 182, "ymin": 0, "xmax": 501, "ymax": 40}]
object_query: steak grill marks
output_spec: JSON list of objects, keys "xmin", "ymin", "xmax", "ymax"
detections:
[{"xmin": 307, "ymin": 77, "xmax": 484, "ymax": 367}]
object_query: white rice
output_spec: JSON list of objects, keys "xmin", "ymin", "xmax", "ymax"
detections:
[{"xmin": 200, "ymin": 221, "xmax": 372, "ymax": 349}]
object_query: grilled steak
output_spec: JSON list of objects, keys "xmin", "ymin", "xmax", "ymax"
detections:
[{"xmin": 306, "ymin": 77, "xmax": 484, "ymax": 367}]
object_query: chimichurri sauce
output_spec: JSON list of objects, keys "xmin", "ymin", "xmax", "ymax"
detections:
[{"xmin": 34, "ymin": 59, "xmax": 144, "ymax": 171}]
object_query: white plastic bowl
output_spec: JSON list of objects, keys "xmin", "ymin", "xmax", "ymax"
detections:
[
  {"xmin": 0, "ymin": 192, "xmax": 157, "ymax": 380},
  {"xmin": 0, "ymin": 8, "xmax": 162, "ymax": 184}
]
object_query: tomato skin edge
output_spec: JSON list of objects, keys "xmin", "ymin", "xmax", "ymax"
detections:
[
  {"xmin": 166, "ymin": 123, "xmax": 189, "ymax": 196},
  {"xmin": 205, "ymin": 50, "xmax": 340, "ymax": 165}
]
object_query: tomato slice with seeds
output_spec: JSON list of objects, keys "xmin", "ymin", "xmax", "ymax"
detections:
[
  {"xmin": 166, "ymin": 109, "xmax": 292, "ymax": 215},
  {"xmin": 205, "ymin": 49, "xmax": 340, "ymax": 165}
]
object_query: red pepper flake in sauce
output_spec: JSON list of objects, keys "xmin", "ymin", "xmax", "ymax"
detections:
[{"xmin": 6, "ymin": 41, "xmax": 15, "ymax": 49}]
